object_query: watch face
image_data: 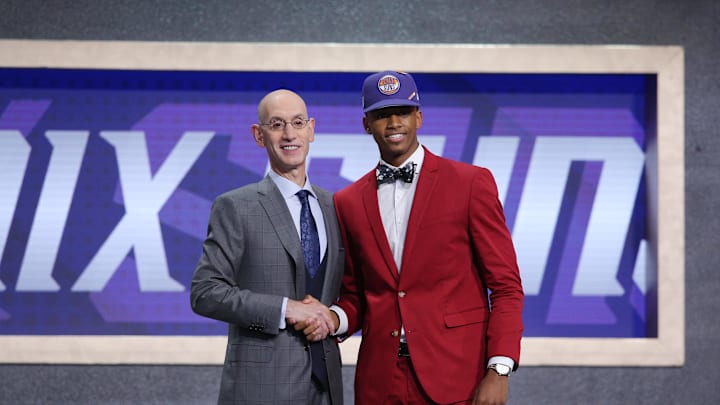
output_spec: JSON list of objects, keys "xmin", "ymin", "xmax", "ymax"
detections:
[{"xmin": 491, "ymin": 364, "xmax": 511, "ymax": 375}]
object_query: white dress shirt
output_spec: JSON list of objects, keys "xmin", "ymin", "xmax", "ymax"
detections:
[
  {"xmin": 268, "ymin": 171, "xmax": 327, "ymax": 329},
  {"xmin": 377, "ymin": 146, "xmax": 424, "ymax": 271}
]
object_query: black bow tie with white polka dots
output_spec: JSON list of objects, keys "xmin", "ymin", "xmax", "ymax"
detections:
[{"xmin": 376, "ymin": 162, "xmax": 416, "ymax": 187}]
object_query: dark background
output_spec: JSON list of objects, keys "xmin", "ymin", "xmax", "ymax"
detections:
[{"xmin": 0, "ymin": 1, "xmax": 718, "ymax": 403}]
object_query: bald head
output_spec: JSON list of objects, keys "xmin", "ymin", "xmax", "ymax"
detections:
[
  {"xmin": 251, "ymin": 89, "xmax": 315, "ymax": 186},
  {"xmin": 257, "ymin": 89, "xmax": 308, "ymax": 123}
]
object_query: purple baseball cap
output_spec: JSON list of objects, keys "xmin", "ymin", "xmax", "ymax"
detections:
[{"xmin": 361, "ymin": 70, "xmax": 421, "ymax": 113}]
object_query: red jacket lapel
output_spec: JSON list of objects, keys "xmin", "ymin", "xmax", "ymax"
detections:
[
  {"xmin": 401, "ymin": 147, "xmax": 440, "ymax": 273},
  {"xmin": 360, "ymin": 172, "xmax": 400, "ymax": 282}
]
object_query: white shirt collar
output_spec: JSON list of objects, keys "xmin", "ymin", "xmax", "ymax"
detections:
[{"xmin": 267, "ymin": 171, "xmax": 315, "ymax": 200}]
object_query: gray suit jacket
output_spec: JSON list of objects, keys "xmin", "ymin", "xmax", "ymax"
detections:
[{"xmin": 190, "ymin": 175, "xmax": 344, "ymax": 405}]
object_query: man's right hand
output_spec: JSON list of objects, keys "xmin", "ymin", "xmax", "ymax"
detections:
[{"xmin": 286, "ymin": 295, "xmax": 334, "ymax": 341}]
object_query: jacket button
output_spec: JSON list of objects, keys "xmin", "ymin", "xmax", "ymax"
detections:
[
  {"xmin": 398, "ymin": 291, "xmax": 406, "ymax": 298},
  {"xmin": 391, "ymin": 330, "xmax": 399, "ymax": 337}
]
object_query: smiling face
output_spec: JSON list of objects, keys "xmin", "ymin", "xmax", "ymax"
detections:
[
  {"xmin": 363, "ymin": 106, "xmax": 422, "ymax": 167},
  {"xmin": 251, "ymin": 90, "xmax": 315, "ymax": 185}
]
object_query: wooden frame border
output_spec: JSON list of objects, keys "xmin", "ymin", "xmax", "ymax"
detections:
[{"xmin": 0, "ymin": 40, "xmax": 684, "ymax": 366}]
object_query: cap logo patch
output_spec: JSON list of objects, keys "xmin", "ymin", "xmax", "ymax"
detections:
[{"xmin": 377, "ymin": 75, "xmax": 401, "ymax": 95}]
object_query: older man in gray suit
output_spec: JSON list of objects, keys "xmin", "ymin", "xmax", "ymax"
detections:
[{"xmin": 191, "ymin": 89, "xmax": 343, "ymax": 404}]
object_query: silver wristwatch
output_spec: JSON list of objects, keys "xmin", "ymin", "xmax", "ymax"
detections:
[{"xmin": 487, "ymin": 363, "xmax": 511, "ymax": 376}]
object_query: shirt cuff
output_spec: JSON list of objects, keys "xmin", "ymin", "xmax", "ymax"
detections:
[
  {"xmin": 279, "ymin": 297, "xmax": 288, "ymax": 329},
  {"xmin": 329, "ymin": 304, "xmax": 348, "ymax": 336},
  {"xmin": 487, "ymin": 356, "xmax": 515, "ymax": 370}
]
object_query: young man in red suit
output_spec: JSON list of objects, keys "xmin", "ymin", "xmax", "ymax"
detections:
[{"xmin": 329, "ymin": 71, "xmax": 524, "ymax": 404}]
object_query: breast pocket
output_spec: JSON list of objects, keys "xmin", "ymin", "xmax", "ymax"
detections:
[{"xmin": 418, "ymin": 212, "xmax": 462, "ymax": 231}]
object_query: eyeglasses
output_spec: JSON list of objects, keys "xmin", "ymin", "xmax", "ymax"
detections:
[{"xmin": 259, "ymin": 118, "xmax": 311, "ymax": 132}]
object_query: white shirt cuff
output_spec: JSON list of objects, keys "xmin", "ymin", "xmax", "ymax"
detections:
[
  {"xmin": 487, "ymin": 355, "xmax": 515, "ymax": 370},
  {"xmin": 329, "ymin": 304, "xmax": 348, "ymax": 336},
  {"xmin": 279, "ymin": 297, "xmax": 288, "ymax": 329}
]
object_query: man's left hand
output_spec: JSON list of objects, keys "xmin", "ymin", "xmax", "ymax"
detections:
[{"xmin": 472, "ymin": 370, "xmax": 508, "ymax": 405}]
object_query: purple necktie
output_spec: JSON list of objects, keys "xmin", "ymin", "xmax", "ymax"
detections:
[{"xmin": 296, "ymin": 190, "xmax": 320, "ymax": 278}]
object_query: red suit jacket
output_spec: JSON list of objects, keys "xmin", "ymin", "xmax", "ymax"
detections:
[{"xmin": 334, "ymin": 147, "xmax": 524, "ymax": 404}]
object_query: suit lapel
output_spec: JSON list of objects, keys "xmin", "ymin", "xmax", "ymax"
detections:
[
  {"xmin": 402, "ymin": 147, "xmax": 440, "ymax": 269},
  {"xmin": 314, "ymin": 186, "xmax": 337, "ymax": 305},
  {"xmin": 257, "ymin": 176, "xmax": 305, "ymax": 299},
  {"xmin": 361, "ymin": 174, "xmax": 400, "ymax": 282}
]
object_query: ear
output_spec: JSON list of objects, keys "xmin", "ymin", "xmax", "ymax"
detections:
[
  {"xmin": 251, "ymin": 124, "xmax": 265, "ymax": 147},
  {"xmin": 362, "ymin": 117, "xmax": 371, "ymax": 133},
  {"xmin": 415, "ymin": 110, "xmax": 423, "ymax": 129},
  {"xmin": 307, "ymin": 117, "xmax": 316, "ymax": 143}
]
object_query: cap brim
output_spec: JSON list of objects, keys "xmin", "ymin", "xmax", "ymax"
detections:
[{"xmin": 363, "ymin": 99, "xmax": 421, "ymax": 113}]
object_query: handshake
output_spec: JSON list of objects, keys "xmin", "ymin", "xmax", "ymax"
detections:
[{"xmin": 286, "ymin": 295, "xmax": 339, "ymax": 342}]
